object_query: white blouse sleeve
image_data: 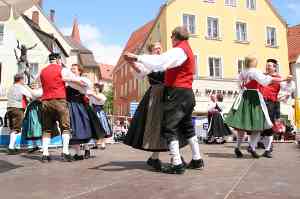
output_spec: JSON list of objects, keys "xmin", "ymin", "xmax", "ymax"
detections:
[
  {"xmin": 137, "ymin": 48, "xmax": 187, "ymax": 72},
  {"xmin": 132, "ymin": 62, "xmax": 151, "ymax": 80},
  {"xmin": 250, "ymin": 69, "xmax": 272, "ymax": 86}
]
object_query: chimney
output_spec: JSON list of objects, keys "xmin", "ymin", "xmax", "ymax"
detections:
[
  {"xmin": 50, "ymin": 9, "xmax": 55, "ymax": 23},
  {"xmin": 32, "ymin": 11, "xmax": 39, "ymax": 26}
]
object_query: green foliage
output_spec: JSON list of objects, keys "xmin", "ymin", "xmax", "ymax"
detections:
[{"xmin": 104, "ymin": 85, "xmax": 113, "ymax": 114}]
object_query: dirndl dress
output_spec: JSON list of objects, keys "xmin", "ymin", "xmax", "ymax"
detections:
[
  {"xmin": 225, "ymin": 89, "xmax": 273, "ymax": 132},
  {"xmin": 92, "ymin": 105, "xmax": 113, "ymax": 138},
  {"xmin": 124, "ymin": 72, "xmax": 188, "ymax": 152},
  {"xmin": 67, "ymin": 87, "xmax": 92, "ymax": 144},
  {"xmin": 22, "ymin": 100, "xmax": 43, "ymax": 140},
  {"xmin": 206, "ymin": 104, "xmax": 232, "ymax": 143}
]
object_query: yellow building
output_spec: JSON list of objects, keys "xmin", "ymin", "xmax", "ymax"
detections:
[{"xmin": 140, "ymin": 0, "xmax": 289, "ymax": 113}]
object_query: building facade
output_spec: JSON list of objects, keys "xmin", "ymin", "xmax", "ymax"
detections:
[{"xmin": 113, "ymin": 0, "xmax": 289, "ymax": 116}]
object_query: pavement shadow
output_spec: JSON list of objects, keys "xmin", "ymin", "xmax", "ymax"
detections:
[
  {"xmin": 89, "ymin": 161, "xmax": 154, "ymax": 172},
  {"xmin": 0, "ymin": 160, "xmax": 23, "ymax": 173},
  {"xmin": 21, "ymin": 154, "xmax": 63, "ymax": 163},
  {"xmin": 204, "ymin": 152, "xmax": 253, "ymax": 159}
]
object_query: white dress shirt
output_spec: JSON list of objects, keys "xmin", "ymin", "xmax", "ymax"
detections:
[{"xmin": 137, "ymin": 48, "xmax": 187, "ymax": 72}]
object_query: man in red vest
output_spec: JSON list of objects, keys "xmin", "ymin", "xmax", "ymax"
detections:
[
  {"xmin": 259, "ymin": 59, "xmax": 282, "ymax": 158},
  {"xmin": 124, "ymin": 26, "xmax": 204, "ymax": 174},
  {"xmin": 38, "ymin": 53, "xmax": 82, "ymax": 163}
]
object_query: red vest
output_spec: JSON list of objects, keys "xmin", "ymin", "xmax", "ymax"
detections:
[
  {"xmin": 243, "ymin": 80, "xmax": 261, "ymax": 90},
  {"xmin": 40, "ymin": 64, "xmax": 66, "ymax": 101},
  {"xmin": 164, "ymin": 40, "xmax": 195, "ymax": 89},
  {"xmin": 259, "ymin": 74, "xmax": 281, "ymax": 102}
]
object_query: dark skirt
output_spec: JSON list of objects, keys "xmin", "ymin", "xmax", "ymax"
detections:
[
  {"xmin": 22, "ymin": 100, "xmax": 43, "ymax": 140},
  {"xmin": 69, "ymin": 102, "xmax": 92, "ymax": 144},
  {"xmin": 124, "ymin": 86, "xmax": 188, "ymax": 152},
  {"xmin": 86, "ymin": 106, "xmax": 106, "ymax": 140},
  {"xmin": 206, "ymin": 112, "xmax": 232, "ymax": 143},
  {"xmin": 93, "ymin": 105, "xmax": 113, "ymax": 138}
]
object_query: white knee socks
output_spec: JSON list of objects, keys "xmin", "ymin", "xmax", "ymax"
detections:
[
  {"xmin": 8, "ymin": 131, "xmax": 17, "ymax": 149},
  {"xmin": 151, "ymin": 152, "xmax": 160, "ymax": 160},
  {"xmin": 249, "ymin": 132, "xmax": 261, "ymax": 151},
  {"xmin": 62, "ymin": 133, "xmax": 70, "ymax": 155},
  {"xmin": 42, "ymin": 137, "xmax": 50, "ymax": 156},
  {"xmin": 188, "ymin": 136, "xmax": 202, "ymax": 160},
  {"xmin": 236, "ymin": 131, "xmax": 245, "ymax": 149},
  {"xmin": 265, "ymin": 136, "xmax": 273, "ymax": 151},
  {"xmin": 169, "ymin": 140, "xmax": 182, "ymax": 166}
]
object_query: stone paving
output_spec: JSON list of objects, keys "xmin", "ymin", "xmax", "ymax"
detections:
[{"xmin": 0, "ymin": 143, "xmax": 300, "ymax": 199}]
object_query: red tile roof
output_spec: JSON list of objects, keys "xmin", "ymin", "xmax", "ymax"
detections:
[
  {"xmin": 288, "ymin": 24, "xmax": 300, "ymax": 62},
  {"xmin": 113, "ymin": 20, "xmax": 155, "ymax": 73},
  {"xmin": 99, "ymin": 63, "xmax": 114, "ymax": 81}
]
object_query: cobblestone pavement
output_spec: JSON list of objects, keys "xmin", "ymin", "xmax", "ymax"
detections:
[{"xmin": 0, "ymin": 143, "xmax": 299, "ymax": 199}]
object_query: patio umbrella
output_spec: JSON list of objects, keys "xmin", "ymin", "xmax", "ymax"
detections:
[{"xmin": 0, "ymin": 0, "xmax": 38, "ymax": 21}]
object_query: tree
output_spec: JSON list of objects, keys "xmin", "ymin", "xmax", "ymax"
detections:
[{"xmin": 104, "ymin": 85, "xmax": 113, "ymax": 115}]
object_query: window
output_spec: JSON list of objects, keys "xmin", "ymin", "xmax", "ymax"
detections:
[
  {"xmin": 208, "ymin": 57, "xmax": 222, "ymax": 78},
  {"xmin": 247, "ymin": 0, "xmax": 256, "ymax": 10},
  {"xmin": 124, "ymin": 82, "xmax": 128, "ymax": 96},
  {"xmin": 266, "ymin": 27, "xmax": 277, "ymax": 47},
  {"xmin": 237, "ymin": 59, "xmax": 245, "ymax": 74},
  {"xmin": 236, "ymin": 22, "xmax": 247, "ymax": 42},
  {"xmin": 194, "ymin": 55, "xmax": 200, "ymax": 79},
  {"xmin": 0, "ymin": 24, "xmax": 4, "ymax": 44},
  {"xmin": 225, "ymin": 0, "xmax": 236, "ymax": 6},
  {"xmin": 128, "ymin": 79, "xmax": 132, "ymax": 93},
  {"xmin": 207, "ymin": 17, "xmax": 219, "ymax": 39},
  {"xmin": 183, "ymin": 14, "xmax": 196, "ymax": 34}
]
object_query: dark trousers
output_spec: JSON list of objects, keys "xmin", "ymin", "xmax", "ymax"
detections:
[
  {"xmin": 262, "ymin": 100, "xmax": 280, "ymax": 136},
  {"xmin": 161, "ymin": 87, "xmax": 196, "ymax": 143}
]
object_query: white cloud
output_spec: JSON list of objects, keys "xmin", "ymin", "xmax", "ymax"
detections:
[{"xmin": 61, "ymin": 24, "xmax": 122, "ymax": 66}]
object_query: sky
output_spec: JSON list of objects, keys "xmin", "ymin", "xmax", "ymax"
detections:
[{"xmin": 42, "ymin": 0, "xmax": 300, "ymax": 65}]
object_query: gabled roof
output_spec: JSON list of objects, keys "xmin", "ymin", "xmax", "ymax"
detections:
[
  {"xmin": 288, "ymin": 24, "xmax": 300, "ymax": 62},
  {"xmin": 22, "ymin": 14, "xmax": 68, "ymax": 57},
  {"xmin": 64, "ymin": 36, "xmax": 91, "ymax": 53},
  {"xmin": 113, "ymin": 20, "xmax": 155, "ymax": 73},
  {"xmin": 99, "ymin": 63, "xmax": 114, "ymax": 81}
]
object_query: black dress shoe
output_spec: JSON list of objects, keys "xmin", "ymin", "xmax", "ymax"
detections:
[
  {"xmin": 147, "ymin": 158, "xmax": 162, "ymax": 171},
  {"xmin": 247, "ymin": 147, "xmax": 260, "ymax": 159},
  {"xmin": 161, "ymin": 163, "xmax": 186, "ymax": 175},
  {"xmin": 73, "ymin": 154, "xmax": 84, "ymax": 161},
  {"xmin": 187, "ymin": 159, "xmax": 204, "ymax": 170},
  {"xmin": 84, "ymin": 150, "xmax": 91, "ymax": 159},
  {"xmin": 262, "ymin": 151, "xmax": 272, "ymax": 158},
  {"xmin": 181, "ymin": 156, "xmax": 187, "ymax": 168},
  {"xmin": 42, "ymin": 155, "xmax": 51, "ymax": 163},
  {"xmin": 28, "ymin": 147, "xmax": 39, "ymax": 154},
  {"xmin": 62, "ymin": 153, "xmax": 73, "ymax": 162},
  {"xmin": 234, "ymin": 148, "xmax": 243, "ymax": 158}
]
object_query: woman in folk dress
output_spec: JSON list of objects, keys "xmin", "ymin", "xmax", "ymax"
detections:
[{"xmin": 225, "ymin": 56, "xmax": 284, "ymax": 158}]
